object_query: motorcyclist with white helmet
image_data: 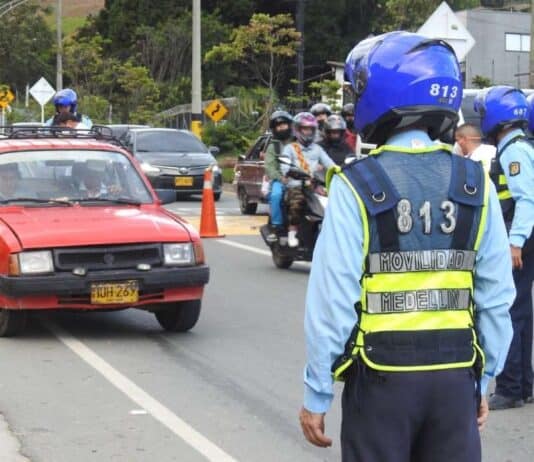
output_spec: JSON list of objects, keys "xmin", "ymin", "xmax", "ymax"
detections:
[
  {"xmin": 281, "ymin": 112, "xmax": 334, "ymax": 247},
  {"xmin": 310, "ymin": 103, "xmax": 332, "ymax": 142}
]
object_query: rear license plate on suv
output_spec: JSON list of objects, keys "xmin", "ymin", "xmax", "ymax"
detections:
[
  {"xmin": 175, "ymin": 176, "xmax": 194, "ymax": 187},
  {"xmin": 90, "ymin": 280, "xmax": 139, "ymax": 305}
]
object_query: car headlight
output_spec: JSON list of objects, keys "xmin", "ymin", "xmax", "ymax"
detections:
[
  {"xmin": 141, "ymin": 162, "xmax": 160, "ymax": 175},
  {"xmin": 212, "ymin": 164, "xmax": 221, "ymax": 174},
  {"xmin": 17, "ymin": 251, "xmax": 54, "ymax": 275},
  {"xmin": 163, "ymin": 243, "xmax": 195, "ymax": 266}
]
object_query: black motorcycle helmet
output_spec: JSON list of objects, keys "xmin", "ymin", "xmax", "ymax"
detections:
[{"xmin": 269, "ymin": 110, "xmax": 293, "ymax": 141}]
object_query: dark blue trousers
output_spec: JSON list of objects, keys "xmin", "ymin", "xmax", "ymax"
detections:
[
  {"xmin": 341, "ymin": 363, "xmax": 481, "ymax": 462},
  {"xmin": 495, "ymin": 253, "xmax": 534, "ymax": 400}
]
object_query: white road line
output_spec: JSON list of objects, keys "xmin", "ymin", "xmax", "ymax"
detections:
[
  {"xmin": 43, "ymin": 320, "xmax": 237, "ymax": 462},
  {"xmin": 215, "ymin": 239, "xmax": 271, "ymax": 257}
]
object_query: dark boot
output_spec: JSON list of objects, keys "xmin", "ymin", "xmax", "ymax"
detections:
[{"xmin": 488, "ymin": 393, "xmax": 524, "ymax": 410}]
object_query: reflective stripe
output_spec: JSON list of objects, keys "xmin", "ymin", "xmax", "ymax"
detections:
[
  {"xmin": 367, "ymin": 289, "xmax": 471, "ymax": 314},
  {"xmin": 368, "ymin": 250, "xmax": 476, "ymax": 273},
  {"xmin": 498, "ymin": 190, "xmax": 512, "ymax": 200},
  {"xmin": 498, "ymin": 174, "xmax": 507, "ymax": 186},
  {"xmin": 369, "ymin": 144, "xmax": 453, "ymax": 156}
]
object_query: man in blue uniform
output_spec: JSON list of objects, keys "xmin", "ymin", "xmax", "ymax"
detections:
[
  {"xmin": 474, "ymin": 87, "xmax": 534, "ymax": 410},
  {"xmin": 299, "ymin": 32, "xmax": 515, "ymax": 462}
]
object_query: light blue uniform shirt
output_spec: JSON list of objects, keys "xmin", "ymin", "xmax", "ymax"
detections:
[
  {"xmin": 497, "ymin": 128, "xmax": 534, "ymax": 248},
  {"xmin": 303, "ymin": 130, "xmax": 515, "ymax": 413},
  {"xmin": 281, "ymin": 142, "xmax": 334, "ymax": 188}
]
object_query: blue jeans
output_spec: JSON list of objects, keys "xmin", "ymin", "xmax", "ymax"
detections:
[{"xmin": 269, "ymin": 180, "xmax": 286, "ymax": 226}]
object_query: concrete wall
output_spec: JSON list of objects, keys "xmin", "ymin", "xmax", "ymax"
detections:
[{"xmin": 459, "ymin": 8, "xmax": 531, "ymax": 88}]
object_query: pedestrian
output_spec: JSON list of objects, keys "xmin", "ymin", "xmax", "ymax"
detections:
[
  {"xmin": 454, "ymin": 123, "xmax": 495, "ymax": 172},
  {"xmin": 300, "ymin": 31, "xmax": 515, "ymax": 462},
  {"xmin": 474, "ymin": 86, "xmax": 534, "ymax": 410}
]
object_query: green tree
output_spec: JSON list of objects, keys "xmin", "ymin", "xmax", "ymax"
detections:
[
  {"xmin": 206, "ymin": 13, "xmax": 300, "ymax": 115},
  {"xmin": 472, "ymin": 75, "xmax": 492, "ymax": 89},
  {"xmin": 0, "ymin": 2, "xmax": 54, "ymax": 92}
]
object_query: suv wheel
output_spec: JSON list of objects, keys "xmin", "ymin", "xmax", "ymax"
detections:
[
  {"xmin": 0, "ymin": 309, "xmax": 27, "ymax": 337},
  {"xmin": 154, "ymin": 300, "xmax": 201, "ymax": 332},
  {"xmin": 238, "ymin": 188, "xmax": 257, "ymax": 215}
]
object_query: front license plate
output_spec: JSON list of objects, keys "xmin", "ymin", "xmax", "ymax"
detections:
[
  {"xmin": 90, "ymin": 280, "xmax": 139, "ymax": 305},
  {"xmin": 175, "ymin": 176, "xmax": 194, "ymax": 187}
]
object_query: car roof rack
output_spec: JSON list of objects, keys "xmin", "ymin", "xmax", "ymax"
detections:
[{"xmin": 0, "ymin": 125, "xmax": 126, "ymax": 147}]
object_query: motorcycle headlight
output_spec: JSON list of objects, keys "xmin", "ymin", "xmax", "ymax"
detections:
[
  {"xmin": 163, "ymin": 243, "xmax": 195, "ymax": 266},
  {"xmin": 17, "ymin": 251, "xmax": 54, "ymax": 275}
]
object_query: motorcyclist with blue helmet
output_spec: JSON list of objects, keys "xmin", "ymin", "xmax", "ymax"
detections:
[
  {"xmin": 474, "ymin": 87, "xmax": 534, "ymax": 410},
  {"xmin": 45, "ymin": 88, "xmax": 93, "ymax": 128},
  {"xmin": 300, "ymin": 32, "xmax": 514, "ymax": 461}
]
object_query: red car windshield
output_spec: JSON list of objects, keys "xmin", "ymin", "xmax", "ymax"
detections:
[{"xmin": 0, "ymin": 150, "xmax": 153, "ymax": 205}]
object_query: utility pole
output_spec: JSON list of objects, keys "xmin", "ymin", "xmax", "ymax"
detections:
[
  {"xmin": 530, "ymin": 0, "xmax": 534, "ymax": 87},
  {"xmin": 191, "ymin": 0, "xmax": 202, "ymax": 138},
  {"xmin": 296, "ymin": 0, "xmax": 306, "ymax": 102},
  {"xmin": 56, "ymin": 0, "xmax": 63, "ymax": 91}
]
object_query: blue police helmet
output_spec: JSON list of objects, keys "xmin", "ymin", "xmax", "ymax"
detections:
[
  {"xmin": 345, "ymin": 31, "xmax": 462, "ymax": 144},
  {"xmin": 527, "ymin": 93, "xmax": 534, "ymax": 134},
  {"xmin": 53, "ymin": 88, "xmax": 78, "ymax": 113},
  {"xmin": 473, "ymin": 86, "xmax": 528, "ymax": 138}
]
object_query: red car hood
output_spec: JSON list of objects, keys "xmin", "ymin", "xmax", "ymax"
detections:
[{"xmin": 0, "ymin": 205, "xmax": 190, "ymax": 250}]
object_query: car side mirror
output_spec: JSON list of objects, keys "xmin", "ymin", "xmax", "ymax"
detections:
[
  {"xmin": 209, "ymin": 146, "xmax": 220, "ymax": 156},
  {"xmin": 238, "ymin": 154, "xmax": 246, "ymax": 161},
  {"xmin": 155, "ymin": 189, "xmax": 176, "ymax": 205}
]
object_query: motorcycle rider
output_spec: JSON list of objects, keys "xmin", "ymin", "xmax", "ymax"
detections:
[
  {"xmin": 341, "ymin": 103, "xmax": 358, "ymax": 151},
  {"xmin": 319, "ymin": 114, "xmax": 354, "ymax": 165},
  {"xmin": 264, "ymin": 110, "xmax": 294, "ymax": 242},
  {"xmin": 281, "ymin": 112, "xmax": 335, "ymax": 248},
  {"xmin": 45, "ymin": 88, "xmax": 93, "ymax": 128},
  {"xmin": 310, "ymin": 103, "xmax": 332, "ymax": 142}
]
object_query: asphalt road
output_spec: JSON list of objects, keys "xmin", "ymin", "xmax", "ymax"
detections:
[{"xmin": 0, "ymin": 194, "xmax": 533, "ymax": 462}]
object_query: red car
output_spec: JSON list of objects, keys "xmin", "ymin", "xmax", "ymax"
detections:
[{"xmin": 0, "ymin": 132, "xmax": 209, "ymax": 336}]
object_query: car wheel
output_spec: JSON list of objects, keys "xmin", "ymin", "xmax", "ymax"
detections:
[
  {"xmin": 272, "ymin": 245, "xmax": 293, "ymax": 269},
  {"xmin": 214, "ymin": 192, "xmax": 222, "ymax": 202},
  {"xmin": 0, "ymin": 309, "xmax": 27, "ymax": 337},
  {"xmin": 155, "ymin": 300, "xmax": 201, "ymax": 332},
  {"xmin": 238, "ymin": 188, "xmax": 257, "ymax": 215}
]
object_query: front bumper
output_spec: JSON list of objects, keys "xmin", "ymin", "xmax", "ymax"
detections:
[
  {"xmin": 0, "ymin": 265, "xmax": 210, "ymax": 298},
  {"xmin": 148, "ymin": 173, "xmax": 223, "ymax": 194}
]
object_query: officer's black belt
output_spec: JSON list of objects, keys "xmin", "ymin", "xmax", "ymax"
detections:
[
  {"xmin": 368, "ymin": 250, "xmax": 476, "ymax": 274},
  {"xmin": 367, "ymin": 289, "xmax": 471, "ymax": 314}
]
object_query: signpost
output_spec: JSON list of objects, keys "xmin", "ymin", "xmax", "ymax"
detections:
[
  {"xmin": 204, "ymin": 99, "xmax": 229, "ymax": 123},
  {"xmin": 0, "ymin": 86, "xmax": 14, "ymax": 127},
  {"xmin": 29, "ymin": 77, "xmax": 56, "ymax": 123}
]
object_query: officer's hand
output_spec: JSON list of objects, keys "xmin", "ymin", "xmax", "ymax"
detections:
[
  {"xmin": 299, "ymin": 407, "xmax": 332, "ymax": 448},
  {"xmin": 510, "ymin": 245, "xmax": 523, "ymax": 270},
  {"xmin": 477, "ymin": 397, "xmax": 489, "ymax": 431}
]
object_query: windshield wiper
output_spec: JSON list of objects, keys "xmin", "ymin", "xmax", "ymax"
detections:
[
  {"xmin": 76, "ymin": 197, "xmax": 143, "ymax": 206},
  {"xmin": 0, "ymin": 198, "xmax": 74, "ymax": 206}
]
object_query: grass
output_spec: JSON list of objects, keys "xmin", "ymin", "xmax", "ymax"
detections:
[
  {"xmin": 222, "ymin": 167, "xmax": 235, "ymax": 184},
  {"xmin": 45, "ymin": 15, "xmax": 87, "ymax": 37}
]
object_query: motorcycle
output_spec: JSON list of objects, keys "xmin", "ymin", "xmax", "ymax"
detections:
[{"xmin": 260, "ymin": 158, "xmax": 328, "ymax": 269}]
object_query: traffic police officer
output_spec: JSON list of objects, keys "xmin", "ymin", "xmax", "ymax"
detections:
[
  {"xmin": 300, "ymin": 32, "xmax": 515, "ymax": 462},
  {"xmin": 474, "ymin": 87, "xmax": 534, "ymax": 409}
]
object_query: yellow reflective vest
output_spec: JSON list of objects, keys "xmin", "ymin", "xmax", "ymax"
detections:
[{"xmin": 327, "ymin": 145, "xmax": 489, "ymax": 380}]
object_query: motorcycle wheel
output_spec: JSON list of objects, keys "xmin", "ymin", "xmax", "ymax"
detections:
[{"xmin": 272, "ymin": 244, "xmax": 293, "ymax": 269}]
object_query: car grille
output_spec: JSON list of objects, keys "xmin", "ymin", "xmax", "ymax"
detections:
[
  {"xmin": 54, "ymin": 244, "xmax": 163, "ymax": 271},
  {"xmin": 156, "ymin": 165, "xmax": 210, "ymax": 176}
]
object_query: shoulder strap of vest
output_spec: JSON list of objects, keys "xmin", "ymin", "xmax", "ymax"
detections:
[
  {"xmin": 449, "ymin": 155, "xmax": 486, "ymax": 250},
  {"xmin": 343, "ymin": 156, "xmax": 401, "ymax": 251}
]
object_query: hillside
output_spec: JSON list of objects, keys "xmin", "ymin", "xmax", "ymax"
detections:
[{"xmin": 42, "ymin": 0, "xmax": 104, "ymax": 17}]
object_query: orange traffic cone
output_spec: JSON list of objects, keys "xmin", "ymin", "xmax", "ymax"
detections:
[{"xmin": 199, "ymin": 166, "xmax": 224, "ymax": 238}]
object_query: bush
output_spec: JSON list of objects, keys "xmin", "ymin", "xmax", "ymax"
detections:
[{"xmin": 202, "ymin": 121, "xmax": 260, "ymax": 156}]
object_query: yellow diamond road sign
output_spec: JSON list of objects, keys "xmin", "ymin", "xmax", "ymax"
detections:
[
  {"xmin": 0, "ymin": 88, "xmax": 14, "ymax": 109},
  {"xmin": 204, "ymin": 99, "xmax": 228, "ymax": 122}
]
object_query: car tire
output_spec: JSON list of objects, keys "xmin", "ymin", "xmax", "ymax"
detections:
[
  {"xmin": 0, "ymin": 309, "xmax": 27, "ymax": 337},
  {"xmin": 272, "ymin": 245, "xmax": 293, "ymax": 269},
  {"xmin": 155, "ymin": 300, "xmax": 201, "ymax": 332},
  {"xmin": 214, "ymin": 192, "xmax": 222, "ymax": 202},
  {"xmin": 238, "ymin": 188, "xmax": 257, "ymax": 215}
]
